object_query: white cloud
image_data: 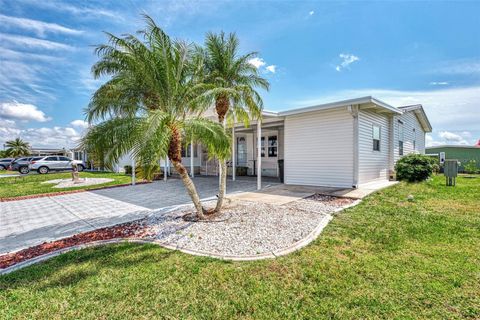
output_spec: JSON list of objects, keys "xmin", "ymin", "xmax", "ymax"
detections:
[
  {"xmin": 248, "ymin": 57, "xmax": 266, "ymax": 69},
  {"xmin": 266, "ymin": 65, "xmax": 276, "ymax": 73},
  {"xmin": 309, "ymin": 11, "xmax": 315, "ymax": 16},
  {"xmin": 0, "ymin": 122, "xmax": 83, "ymax": 149},
  {"xmin": 0, "ymin": 102, "xmax": 50, "ymax": 122},
  {"xmin": 427, "ymin": 131, "xmax": 472, "ymax": 147},
  {"xmin": 0, "ymin": 14, "xmax": 83, "ymax": 37},
  {"xmin": 0, "ymin": 33, "xmax": 73, "ymax": 50},
  {"xmin": 70, "ymin": 120, "xmax": 89, "ymax": 129},
  {"xmin": 434, "ymin": 58, "xmax": 480, "ymax": 75},
  {"xmin": 439, "ymin": 131, "xmax": 466, "ymax": 143},
  {"xmin": 292, "ymin": 85, "xmax": 480, "ymax": 146},
  {"xmin": 16, "ymin": 0, "xmax": 119, "ymax": 19},
  {"xmin": 429, "ymin": 81, "xmax": 448, "ymax": 85},
  {"xmin": 335, "ymin": 53, "xmax": 360, "ymax": 72}
]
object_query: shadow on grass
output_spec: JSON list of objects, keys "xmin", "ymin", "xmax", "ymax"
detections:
[
  {"xmin": 0, "ymin": 241, "xmax": 229, "ymax": 291},
  {"xmin": 0, "ymin": 243, "xmax": 173, "ymax": 290}
]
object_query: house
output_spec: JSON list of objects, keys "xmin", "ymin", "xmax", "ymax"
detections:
[
  {"xmin": 98, "ymin": 96, "xmax": 433, "ymax": 189},
  {"xmin": 426, "ymin": 144, "xmax": 480, "ymax": 172}
]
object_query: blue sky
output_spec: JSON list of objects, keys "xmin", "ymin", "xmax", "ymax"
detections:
[{"xmin": 0, "ymin": 0, "xmax": 479, "ymax": 148}]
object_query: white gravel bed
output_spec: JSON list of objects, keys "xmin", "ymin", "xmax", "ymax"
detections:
[
  {"xmin": 41, "ymin": 178, "xmax": 114, "ymax": 188},
  {"xmin": 144, "ymin": 196, "xmax": 356, "ymax": 257}
]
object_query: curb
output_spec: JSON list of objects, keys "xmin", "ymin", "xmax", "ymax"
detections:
[
  {"xmin": 0, "ymin": 181, "xmax": 152, "ymax": 202},
  {"xmin": 0, "ymin": 200, "xmax": 361, "ymax": 275}
]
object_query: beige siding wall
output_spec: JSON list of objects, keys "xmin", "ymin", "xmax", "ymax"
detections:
[
  {"xmin": 358, "ymin": 109, "xmax": 390, "ymax": 184},
  {"xmin": 284, "ymin": 107, "xmax": 354, "ymax": 187},
  {"xmin": 393, "ymin": 111, "xmax": 426, "ymax": 163}
]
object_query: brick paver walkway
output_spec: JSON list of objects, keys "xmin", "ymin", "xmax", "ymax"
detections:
[{"xmin": 0, "ymin": 177, "xmax": 276, "ymax": 254}]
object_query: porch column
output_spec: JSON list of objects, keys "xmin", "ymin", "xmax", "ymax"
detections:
[
  {"xmin": 190, "ymin": 140, "xmax": 194, "ymax": 178},
  {"xmin": 131, "ymin": 157, "xmax": 136, "ymax": 186},
  {"xmin": 232, "ymin": 125, "xmax": 236, "ymax": 181},
  {"xmin": 257, "ymin": 120, "xmax": 262, "ymax": 190},
  {"xmin": 164, "ymin": 158, "xmax": 168, "ymax": 181}
]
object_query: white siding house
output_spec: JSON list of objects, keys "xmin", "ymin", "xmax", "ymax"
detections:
[
  {"xmin": 284, "ymin": 107, "xmax": 354, "ymax": 187},
  {"xmin": 90, "ymin": 96, "xmax": 432, "ymax": 189}
]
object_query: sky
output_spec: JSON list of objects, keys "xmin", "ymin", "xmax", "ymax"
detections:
[{"xmin": 0, "ymin": 0, "xmax": 479, "ymax": 149}]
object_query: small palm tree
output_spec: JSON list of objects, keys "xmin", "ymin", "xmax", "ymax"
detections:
[
  {"xmin": 202, "ymin": 32, "xmax": 270, "ymax": 212},
  {"xmin": 5, "ymin": 138, "xmax": 30, "ymax": 157},
  {"xmin": 82, "ymin": 15, "xmax": 230, "ymax": 219}
]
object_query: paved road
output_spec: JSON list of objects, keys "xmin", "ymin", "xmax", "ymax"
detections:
[{"xmin": 0, "ymin": 177, "xmax": 275, "ymax": 254}]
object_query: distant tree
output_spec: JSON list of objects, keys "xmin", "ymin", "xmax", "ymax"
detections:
[
  {"xmin": 464, "ymin": 160, "xmax": 478, "ymax": 174},
  {"xmin": 5, "ymin": 138, "xmax": 30, "ymax": 157}
]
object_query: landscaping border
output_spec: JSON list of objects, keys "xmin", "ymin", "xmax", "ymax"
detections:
[
  {"xmin": 0, "ymin": 181, "xmax": 152, "ymax": 202},
  {"xmin": 0, "ymin": 200, "xmax": 361, "ymax": 275}
]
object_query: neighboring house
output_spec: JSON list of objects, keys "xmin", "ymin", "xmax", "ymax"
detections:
[
  {"xmin": 82, "ymin": 96, "xmax": 433, "ymax": 188},
  {"xmin": 426, "ymin": 145, "xmax": 480, "ymax": 172},
  {"xmin": 30, "ymin": 148, "xmax": 72, "ymax": 157}
]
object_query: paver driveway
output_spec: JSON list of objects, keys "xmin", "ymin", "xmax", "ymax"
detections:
[{"xmin": 0, "ymin": 177, "xmax": 276, "ymax": 254}]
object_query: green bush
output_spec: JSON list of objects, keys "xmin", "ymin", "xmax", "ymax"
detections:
[
  {"xmin": 395, "ymin": 154, "xmax": 436, "ymax": 182},
  {"xmin": 463, "ymin": 160, "xmax": 479, "ymax": 174}
]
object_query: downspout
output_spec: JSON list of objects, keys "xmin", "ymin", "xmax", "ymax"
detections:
[{"xmin": 348, "ymin": 105, "xmax": 359, "ymax": 188}]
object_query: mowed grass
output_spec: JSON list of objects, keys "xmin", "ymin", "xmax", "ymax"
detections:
[
  {"xmin": 0, "ymin": 171, "xmax": 132, "ymax": 199},
  {"xmin": 0, "ymin": 175, "xmax": 479, "ymax": 319}
]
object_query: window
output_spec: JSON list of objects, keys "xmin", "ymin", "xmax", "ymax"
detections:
[
  {"xmin": 372, "ymin": 125, "xmax": 381, "ymax": 151},
  {"xmin": 261, "ymin": 137, "xmax": 265, "ymax": 157},
  {"xmin": 268, "ymin": 136, "xmax": 278, "ymax": 157},
  {"xmin": 398, "ymin": 120, "xmax": 404, "ymax": 156},
  {"xmin": 59, "ymin": 157, "xmax": 71, "ymax": 161},
  {"xmin": 181, "ymin": 144, "xmax": 198, "ymax": 158},
  {"xmin": 44, "ymin": 156, "xmax": 58, "ymax": 161},
  {"xmin": 413, "ymin": 128, "xmax": 416, "ymax": 150}
]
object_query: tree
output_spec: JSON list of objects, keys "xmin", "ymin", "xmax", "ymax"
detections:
[
  {"xmin": 202, "ymin": 31, "xmax": 270, "ymax": 212},
  {"xmin": 5, "ymin": 138, "xmax": 30, "ymax": 157},
  {"xmin": 82, "ymin": 15, "xmax": 230, "ymax": 219}
]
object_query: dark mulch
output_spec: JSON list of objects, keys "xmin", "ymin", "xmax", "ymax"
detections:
[
  {"xmin": 307, "ymin": 194, "xmax": 356, "ymax": 206},
  {"xmin": 0, "ymin": 220, "xmax": 149, "ymax": 269}
]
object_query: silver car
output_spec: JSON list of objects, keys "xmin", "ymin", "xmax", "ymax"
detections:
[
  {"xmin": 29, "ymin": 156, "xmax": 85, "ymax": 174},
  {"xmin": 0, "ymin": 158, "xmax": 15, "ymax": 170}
]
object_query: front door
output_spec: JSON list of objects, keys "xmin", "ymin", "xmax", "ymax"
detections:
[{"xmin": 237, "ymin": 136, "xmax": 247, "ymax": 166}]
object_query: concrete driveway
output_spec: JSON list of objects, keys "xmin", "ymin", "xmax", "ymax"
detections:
[{"xmin": 0, "ymin": 177, "xmax": 276, "ymax": 254}]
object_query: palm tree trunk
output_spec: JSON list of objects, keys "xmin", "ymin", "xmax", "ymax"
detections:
[
  {"xmin": 214, "ymin": 104, "xmax": 228, "ymax": 213},
  {"xmin": 171, "ymin": 160, "xmax": 206, "ymax": 220},
  {"xmin": 168, "ymin": 125, "xmax": 205, "ymax": 219},
  {"xmin": 214, "ymin": 159, "xmax": 227, "ymax": 212}
]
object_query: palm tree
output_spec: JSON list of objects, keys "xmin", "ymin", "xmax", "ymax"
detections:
[
  {"xmin": 5, "ymin": 138, "xmax": 30, "ymax": 157},
  {"xmin": 82, "ymin": 15, "xmax": 230, "ymax": 219},
  {"xmin": 202, "ymin": 32, "xmax": 270, "ymax": 212}
]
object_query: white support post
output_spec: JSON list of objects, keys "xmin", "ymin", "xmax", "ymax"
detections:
[
  {"xmin": 164, "ymin": 158, "xmax": 168, "ymax": 181},
  {"xmin": 257, "ymin": 120, "xmax": 262, "ymax": 190},
  {"xmin": 232, "ymin": 125, "xmax": 236, "ymax": 181},
  {"xmin": 190, "ymin": 141, "xmax": 194, "ymax": 178},
  {"xmin": 131, "ymin": 157, "xmax": 136, "ymax": 186}
]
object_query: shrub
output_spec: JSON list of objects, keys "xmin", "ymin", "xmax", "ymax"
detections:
[
  {"xmin": 395, "ymin": 154, "xmax": 436, "ymax": 182},
  {"xmin": 464, "ymin": 160, "xmax": 479, "ymax": 174}
]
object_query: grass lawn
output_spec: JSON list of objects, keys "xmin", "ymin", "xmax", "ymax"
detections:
[
  {"xmin": 0, "ymin": 175, "xmax": 479, "ymax": 319},
  {"xmin": 0, "ymin": 170, "xmax": 18, "ymax": 175},
  {"xmin": 0, "ymin": 171, "xmax": 132, "ymax": 199}
]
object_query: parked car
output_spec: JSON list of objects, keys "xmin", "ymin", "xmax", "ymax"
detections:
[
  {"xmin": 29, "ymin": 156, "xmax": 85, "ymax": 174},
  {"xmin": 10, "ymin": 156, "xmax": 44, "ymax": 174},
  {"xmin": 0, "ymin": 158, "xmax": 15, "ymax": 170}
]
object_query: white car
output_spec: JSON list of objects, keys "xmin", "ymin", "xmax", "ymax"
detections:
[{"xmin": 29, "ymin": 156, "xmax": 85, "ymax": 174}]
